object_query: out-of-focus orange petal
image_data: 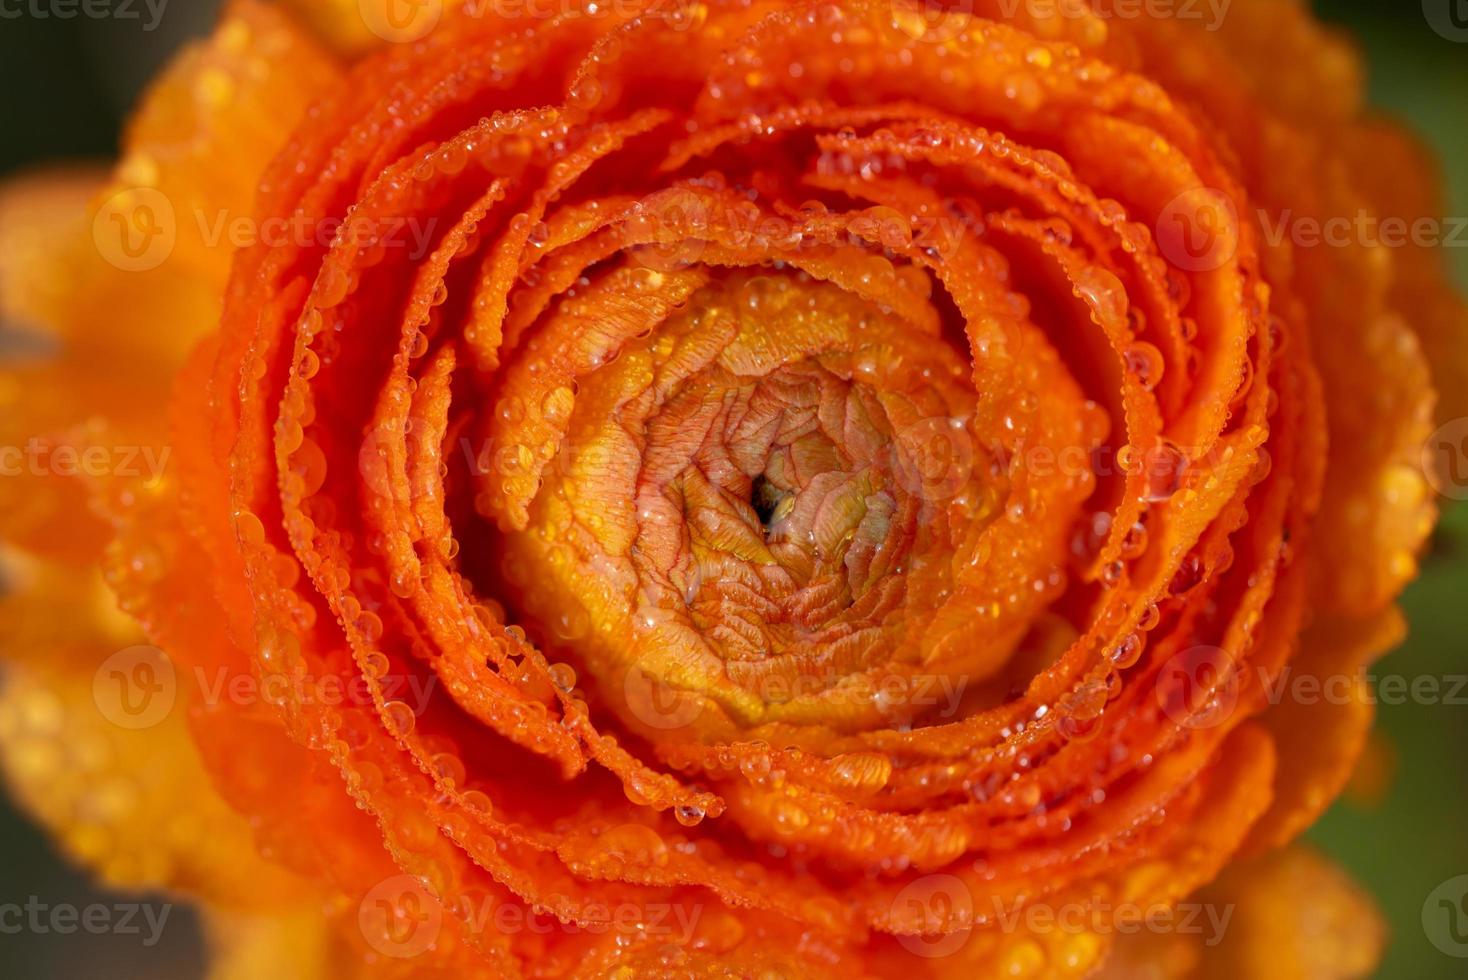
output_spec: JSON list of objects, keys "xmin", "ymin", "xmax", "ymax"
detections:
[
  {"xmin": 0, "ymin": 0, "xmax": 341, "ymax": 919},
  {"xmin": 1094, "ymin": 845, "xmax": 1383, "ymax": 980},
  {"xmin": 1108, "ymin": 0, "xmax": 1442, "ymax": 614},
  {"xmin": 1244, "ymin": 607, "xmax": 1405, "ymax": 854},
  {"xmin": 203, "ymin": 908, "xmax": 332, "ymax": 980},
  {"xmin": 0, "ymin": 0, "xmax": 1461, "ymax": 976},
  {"xmin": 114, "ymin": 0, "xmax": 344, "ymax": 291},
  {"xmin": 0, "ymin": 657, "xmax": 309, "ymax": 906},
  {"xmin": 282, "ymin": 0, "xmax": 395, "ymax": 56},
  {"xmin": 1195, "ymin": 845, "xmax": 1385, "ymax": 980},
  {"xmin": 0, "ymin": 167, "xmax": 106, "ymax": 336},
  {"xmin": 1093, "ymin": 931, "xmax": 1200, "ymax": 980},
  {"xmin": 0, "ymin": 167, "xmax": 201, "ymax": 559}
]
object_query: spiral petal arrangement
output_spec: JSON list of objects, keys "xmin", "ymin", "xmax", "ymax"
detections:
[{"xmin": 1, "ymin": 0, "xmax": 1463, "ymax": 977}]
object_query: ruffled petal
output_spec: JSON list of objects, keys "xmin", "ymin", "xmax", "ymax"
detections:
[{"xmin": 1, "ymin": 1, "xmax": 1460, "ymax": 978}]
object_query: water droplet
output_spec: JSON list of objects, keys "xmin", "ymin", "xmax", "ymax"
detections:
[
  {"xmin": 382, "ymin": 700, "xmax": 416, "ymax": 736},
  {"xmin": 1123, "ymin": 341, "xmax": 1163, "ymax": 391},
  {"xmin": 548, "ymin": 662, "xmax": 577, "ymax": 692},
  {"xmin": 1109, "ymin": 633, "xmax": 1143, "ymax": 668},
  {"xmin": 1141, "ymin": 441, "xmax": 1188, "ymax": 502},
  {"xmin": 296, "ymin": 348, "xmax": 320, "ymax": 380},
  {"xmin": 1075, "ymin": 266, "xmax": 1127, "ymax": 330}
]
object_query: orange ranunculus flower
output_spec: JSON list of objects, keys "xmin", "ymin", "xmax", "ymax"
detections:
[{"xmin": 1, "ymin": 0, "xmax": 1463, "ymax": 976}]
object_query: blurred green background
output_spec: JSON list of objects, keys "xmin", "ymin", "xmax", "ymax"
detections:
[{"xmin": 0, "ymin": 2, "xmax": 1464, "ymax": 977}]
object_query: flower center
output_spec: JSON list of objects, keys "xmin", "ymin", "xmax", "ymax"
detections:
[
  {"xmin": 487, "ymin": 268, "xmax": 1000, "ymax": 731},
  {"xmin": 749, "ymin": 474, "xmax": 788, "ymax": 534}
]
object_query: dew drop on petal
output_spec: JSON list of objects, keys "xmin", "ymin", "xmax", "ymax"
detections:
[{"xmin": 383, "ymin": 700, "xmax": 416, "ymax": 736}]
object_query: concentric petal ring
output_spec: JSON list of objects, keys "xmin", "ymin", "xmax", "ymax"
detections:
[{"xmin": 61, "ymin": 0, "xmax": 1450, "ymax": 975}]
